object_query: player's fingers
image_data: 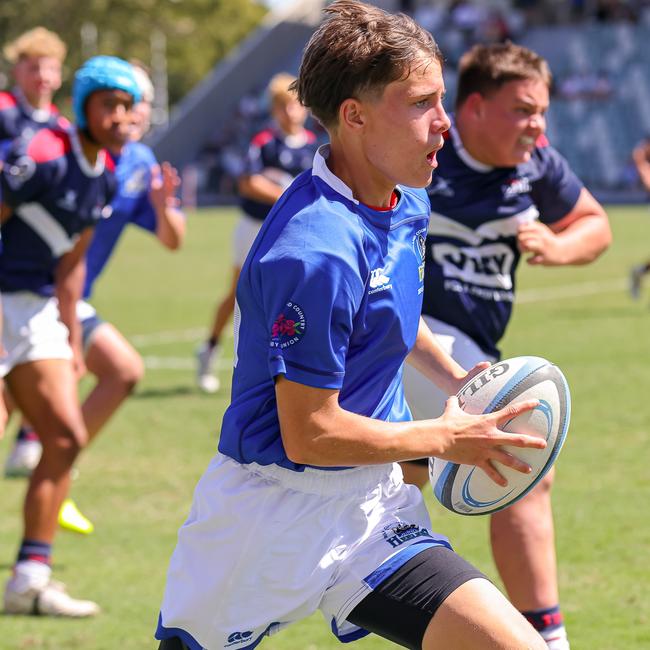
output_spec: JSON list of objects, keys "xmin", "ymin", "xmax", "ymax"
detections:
[
  {"xmin": 494, "ymin": 398, "xmax": 539, "ymax": 423},
  {"xmin": 526, "ymin": 254, "xmax": 544, "ymax": 265},
  {"xmin": 491, "ymin": 448, "xmax": 532, "ymax": 474},
  {"xmin": 481, "ymin": 460, "xmax": 508, "ymax": 486}
]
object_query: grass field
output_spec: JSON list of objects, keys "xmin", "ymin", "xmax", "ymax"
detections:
[{"xmin": 1, "ymin": 205, "xmax": 649, "ymax": 649}]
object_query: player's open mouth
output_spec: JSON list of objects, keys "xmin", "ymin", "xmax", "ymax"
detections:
[{"xmin": 426, "ymin": 148, "xmax": 440, "ymax": 166}]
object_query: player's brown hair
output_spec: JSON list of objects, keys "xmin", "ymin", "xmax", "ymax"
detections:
[
  {"xmin": 3, "ymin": 27, "xmax": 67, "ymax": 64},
  {"xmin": 455, "ymin": 41, "xmax": 551, "ymax": 109},
  {"xmin": 294, "ymin": 0, "xmax": 442, "ymax": 128}
]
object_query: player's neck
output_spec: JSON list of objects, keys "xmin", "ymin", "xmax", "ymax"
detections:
[
  {"xmin": 454, "ymin": 119, "xmax": 494, "ymax": 167},
  {"xmin": 328, "ymin": 138, "xmax": 397, "ymax": 208},
  {"xmin": 17, "ymin": 87, "xmax": 52, "ymax": 111},
  {"xmin": 77, "ymin": 128, "xmax": 103, "ymax": 166}
]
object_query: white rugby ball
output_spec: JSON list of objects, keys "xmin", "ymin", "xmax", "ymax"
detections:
[{"xmin": 429, "ymin": 356, "xmax": 570, "ymax": 516}]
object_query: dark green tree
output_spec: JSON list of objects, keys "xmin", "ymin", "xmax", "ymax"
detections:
[{"xmin": 0, "ymin": 0, "xmax": 267, "ymax": 107}]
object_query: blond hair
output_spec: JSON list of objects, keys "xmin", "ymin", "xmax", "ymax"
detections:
[
  {"xmin": 268, "ymin": 73, "xmax": 298, "ymax": 105},
  {"xmin": 3, "ymin": 27, "xmax": 67, "ymax": 64}
]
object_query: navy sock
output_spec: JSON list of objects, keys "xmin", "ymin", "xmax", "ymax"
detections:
[
  {"xmin": 208, "ymin": 336, "xmax": 219, "ymax": 349},
  {"xmin": 17, "ymin": 539, "xmax": 52, "ymax": 566},
  {"xmin": 522, "ymin": 604, "xmax": 564, "ymax": 634},
  {"xmin": 16, "ymin": 426, "xmax": 39, "ymax": 443}
]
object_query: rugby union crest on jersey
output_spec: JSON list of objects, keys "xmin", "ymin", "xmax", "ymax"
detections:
[
  {"xmin": 413, "ymin": 227, "xmax": 427, "ymax": 284},
  {"xmin": 270, "ymin": 301, "xmax": 306, "ymax": 349}
]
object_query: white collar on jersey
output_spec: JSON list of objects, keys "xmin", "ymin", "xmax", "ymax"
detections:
[
  {"xmin": 450, "ymin": 124, "xmax": 494, "ymax": 173},
  {"xmin": 69, "ymin": 127, "xmax": 106, "ymax": 178},
  {"xmin": 312, "ymin": 144, "xmax": 359, "ymax": 205}
]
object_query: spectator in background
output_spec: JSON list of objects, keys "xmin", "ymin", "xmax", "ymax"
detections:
[
  {"xmin": 629, "ymin": 135, "xmax": 650, "ymax": 299},
  {"xmin": 195, "ymin": 72, "xmax": 318, "ymax": 393}
]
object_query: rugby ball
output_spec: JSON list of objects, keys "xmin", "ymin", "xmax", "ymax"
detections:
[{"xmin": 429, "ymin": 356, "xmax": 570, "ymax": 516}]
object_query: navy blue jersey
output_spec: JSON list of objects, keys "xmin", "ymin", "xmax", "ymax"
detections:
[
  {"xmin": 422, "ymin": 122, "xmax": 583, "ymax": 357},
  {"xmin": 0, "ymin": 126, "xmax": 114, "ymax": 296},
  {"xmin": 219, "ymin": 147, "xmax": 430, "ymax": 471},
  {"xmin": 0, "ymin": 89, "xmax": 67, "ymax": 152},
  {"xmin": 84, "ymin": 141, "xmax": 158, "ymax": 298},
  {"xmin": 239, "ymin": 125, "xmax": 318, "ymax": 221}
]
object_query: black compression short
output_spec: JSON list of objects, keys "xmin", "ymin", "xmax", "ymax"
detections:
[{"xmin": 347, "ymin": 545, "xmax": 486, "ymax": 649}]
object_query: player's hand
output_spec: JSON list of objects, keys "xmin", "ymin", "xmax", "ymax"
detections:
[
  {"xmin": 71, "ymin": 344, "xmax": 87, "ymax": 380},
  {"xmin": 435, "ymin": 396, "xmax": 546, "ymax": 486},
  {"xmin": 517, "ymin": 221, "xmax": 565, "ymax": 265},
  {"xmin": 446, "ymin": 361, "xmax": 492, "ymax": 396},
  {"xmin": 150, "ymin": 162, "xmax": 181, "ymax": 211}
]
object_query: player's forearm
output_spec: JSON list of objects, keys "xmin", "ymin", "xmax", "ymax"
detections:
[
  {"xmin": 554, "ymin": 214, "xmax": 612, "ymax": 264},
  {"xmin": 406, "ymin": 318, "xmax": 467, "ymax": 395},
  {"xmin": 155, "ymin": 205, "xmax": 186, "ymax": 250},
  {"xmin": 238, "ymin": 175, "xmax": 284, "ymax": 205},
  {"xmin": 281, "ymin": 402, "xmax": 449, "ymax": 467}
]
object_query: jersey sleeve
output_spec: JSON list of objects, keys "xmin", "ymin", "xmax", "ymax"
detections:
[
  {"xmin": 132, "ymin": 194, "xmax": 157, "ymax": 232},
  {"xmin": 530, "ymin": 146, "xmax": 583, "ymax": 225},
  {"xmin": 261, "ymin": 251, "xmax": 364, "ymax": 390},
  {"xmin": 0, "ymin": 145, "xmax": 59, "ymax": 207}
]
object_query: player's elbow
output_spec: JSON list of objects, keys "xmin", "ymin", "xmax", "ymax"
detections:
[{"xmin": 281, "ymin": 417, "xmax": 330, "ymax": 466}]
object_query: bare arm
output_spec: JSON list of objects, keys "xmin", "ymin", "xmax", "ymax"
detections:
[
  {"xmin": 238, "ymin": 173, "xmax": 286, "ymax": 205},
  {"xmin": 149, "ymin": 162, "xmax": 186, "ymax": 251},
  {"xmin": 275, "ymin": 376, "xmax": 545, "ymax": 485},
  {"xmin": 633, "ymin": 143, "xmax": 650, "ymax": 191},
  {"xmin": 406, "ymin": 317, "xmax": 490, "ymax": 395},
  {"xmin": 517, "ymin": 187, "xmax": 611, "ymax": 266},
  {"xmin": 54, "ymin": 228, "xmax": 94, "ymax": 377}
]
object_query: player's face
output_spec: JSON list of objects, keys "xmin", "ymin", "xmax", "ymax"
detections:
[
  {"xmin": 473, "ymin": 78, "xmax": 549, "ymax": 167},
  {"xmin": 130, "ymin": 101, "xmax": 152, "ymax": 141},
  {"xmin": 272, "ymin": 97, "xmax": 307, "ymax": 135},
  {"xmin": 85, "ymin": 89, "xmax": 134, "ymax": 150},
  {"xmin": 13, "ymin": 56, "xmax": 62, "ymax": 106},
  {"xmin": 360, "ymin": 57, "xmax": 450, "ymax": 191}
]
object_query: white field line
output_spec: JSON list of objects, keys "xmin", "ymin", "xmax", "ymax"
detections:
[
  {"xmin": 141, "ymin": 356, "xmax": 232, "ymax": 370},
  {"xmin": 515, "ymin": 278, "xmax": 625, "ymax": 304},
  {"xmin": 133, "ymin": 277, "xmax": 626, "ymax": 370}
]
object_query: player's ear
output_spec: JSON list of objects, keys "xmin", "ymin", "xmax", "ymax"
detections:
[{"xmin": 339, "ymin": 98, "xmax": 365, "ymax": 131}]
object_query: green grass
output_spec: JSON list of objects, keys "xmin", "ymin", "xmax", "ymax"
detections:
[{"xmin": 1, "ymin": 205, "xmax": 649, "ymax": 649}]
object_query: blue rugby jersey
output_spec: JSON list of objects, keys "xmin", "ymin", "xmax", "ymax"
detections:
[
  {"xmin": 423, "ymin": 121, "xmax": 583, "ymax": 358},
  {"xmin": 84, "ymin": 141, "xmax": 159, "ymax": 298},
  {"xmin": 0, "ymin": 126, "xmax": 114, "ymax": 296},
  {"xmin": 239, "ymin": 125, "xmax": 318, "ymax": 221},
  {"xmin": 219, "ymin": 146, "xmax": 430, "ymax": 471},
  {"xmin": 0, "ymin": 88, "xmax": 67, "ymax": 150}
]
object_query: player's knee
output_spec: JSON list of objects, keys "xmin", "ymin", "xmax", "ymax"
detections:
[
  {"xmin": 108, "ymin": 352, "xmax": 144, "ymax": 391},
  {"xmin": 42, "ymin": 424, "xmax": 87, "ymax": 461}
]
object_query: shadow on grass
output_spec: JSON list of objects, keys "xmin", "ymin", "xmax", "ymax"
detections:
[{"xmin": 132, "ymin": 386, "xmax": 203, "ymax": 400}]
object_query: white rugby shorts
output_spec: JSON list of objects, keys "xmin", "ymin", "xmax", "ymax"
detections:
[
  {"xmin": 232, "ymin": 214, "xmax": 263, "ymax": 268},
  {"xmin": 403, "ymin": 315, "xmax": 496, "ymax": 420},
  {"xmin": 156, "ymin": 453, "xmax": 453, "ymax": 650},
  {"xmin": 0, "ymin": 291, "xmax": 72, "ymax": 378}
]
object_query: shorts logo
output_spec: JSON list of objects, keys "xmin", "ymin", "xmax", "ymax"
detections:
[
  {"xmin": 225, "ymin": 631, "xmax": 254, "ymax": 647},
  {"xmin": 382, "ymin": 522, "xmax": 433, "ymax": 548},
  {"xmin": 270, "ymin": 301, "xmax": 306, "ymax": 349}
]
